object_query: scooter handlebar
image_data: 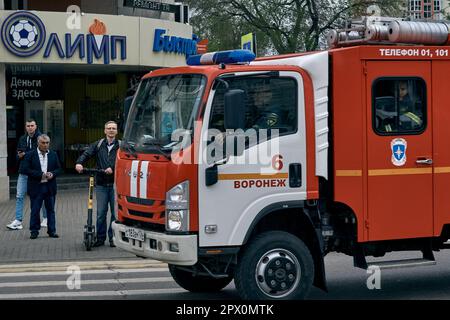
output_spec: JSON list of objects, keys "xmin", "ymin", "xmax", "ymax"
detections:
[{"xmin": 81, "ymin": 168, "xmax": 105, "ymax": 174}]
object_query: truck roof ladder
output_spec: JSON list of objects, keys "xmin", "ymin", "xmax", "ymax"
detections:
[{"xmin": 328, "ymin": 16, "xmax": 450, "ymax": 48}]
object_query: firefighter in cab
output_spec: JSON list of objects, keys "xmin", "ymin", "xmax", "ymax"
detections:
[
  {"xmin": 397, "ymin": 81, "xmax": 422, "ymax": 130},
  {"xmin": 381, "ymin": 80, "xmax": 423, "ymax": 133},
  {"xmin": 252, "ymin": 81, "xmax": 283, "ymax": 130}
]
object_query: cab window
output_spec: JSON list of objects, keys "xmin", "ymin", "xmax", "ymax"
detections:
[
  {"xmin": 373, "ymin": 78, "xmax": 426, "ymax": 135},
  {"xmin": 209, "ymin": 76, "xmax": 297, "ymax": 135},
  {"xmin": 206, "ymin": 76, "xmax": 297, "ymax": 163}
]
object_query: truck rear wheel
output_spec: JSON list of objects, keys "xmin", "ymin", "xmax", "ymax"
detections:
[
  {"xmin": 234, "ymin": 231, "xmax": 314, "ymax": 300},
  {"xmin": 169, "ymin": 264, "xmax": 233, "ymax": 292}
]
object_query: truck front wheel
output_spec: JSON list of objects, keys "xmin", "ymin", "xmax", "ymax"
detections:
[
  {"xmin": 234, "ymin": 231, "xmax": 314, "ymax": 300},
  {"xmin": 169, "ymin": 264, "xmax": 233, "ymax": 292}
]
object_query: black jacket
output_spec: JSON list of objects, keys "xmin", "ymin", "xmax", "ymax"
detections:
[
  {"xmin": 76, "ymin": 138, "xmax": 120, "ymax": 186},
  {"xmin": 17, "ymin": 129, "xmax": 42, "ymax": 173},
  {"xmin": 22, "ymin": 149, "xmax": 61, "ymax": 197}
]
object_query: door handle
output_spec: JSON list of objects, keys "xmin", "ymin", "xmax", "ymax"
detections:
[
  {"xmin": 416, "ymin": 158, "xmax": 433, "ymax": 165},
  {"xmin": 289, "ymin": 163, "xmax": 302, "ymax": 188}
]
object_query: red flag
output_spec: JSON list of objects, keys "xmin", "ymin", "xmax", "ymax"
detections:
[{"xmin": 197, "ymin": 39, "xmax": 209, "ymax": 54}]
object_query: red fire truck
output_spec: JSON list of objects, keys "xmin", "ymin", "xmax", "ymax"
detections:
[{"xmin": 112, "ymin": 17, "xmax": 450, "ymax": 299}]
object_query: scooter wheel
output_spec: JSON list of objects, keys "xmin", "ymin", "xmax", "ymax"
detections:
[{"xmin": 85, "ymin": 233, "xmax": 93, "ymax": 251}]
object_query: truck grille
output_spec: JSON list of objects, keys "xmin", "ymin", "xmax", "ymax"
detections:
[
  {"xmin": 126, "ymin": 196, "xmax": 155, "ymax": 206},
  {"xmin": 123, "ymin": 217, "xmax": 165, "ymax": 233},
  {"xmin": 128, "ymin": 209, "xmax": 154, "ymax": 219}
]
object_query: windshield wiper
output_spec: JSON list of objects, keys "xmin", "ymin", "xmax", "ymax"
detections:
[
  {"xmin": 142, "ymin": 140, "xmax": 164, "ymax": 146},
  {"xmin": 142, "ymin": 142, "xmax": 171, "ymax": 159},
  {"xmin": 122, "ymin": 142, "xmax": 137, "ymax": 158}
]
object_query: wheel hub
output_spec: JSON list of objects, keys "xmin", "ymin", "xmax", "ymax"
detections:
[{"xmin": 256, "ymin": 249, "xmax": 301, "ymax": 298}]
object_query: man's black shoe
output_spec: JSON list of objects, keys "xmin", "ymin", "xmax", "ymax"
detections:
[
  {"xmin": 93, "ymin": 241, "xmax": 105, "ymax": 247},
  {"xmin": 30, "ymin": 233, "xmax": 38, "ymax": 239},
  {"xmin": 109, "ymin": 240, "xmax": 116, "ymax": 247},
  {"xmin": 48, "ymin": 233, "xmax": 59, "ymax": 238}
]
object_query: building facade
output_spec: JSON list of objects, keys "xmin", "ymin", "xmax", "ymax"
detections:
[
  {"xmin": 407, "ymin": 0, "xmax": 450, "ymax": 20},
  {"xmin": 0, "ymin": 0, "xmax": 195, "ymax": 200}
]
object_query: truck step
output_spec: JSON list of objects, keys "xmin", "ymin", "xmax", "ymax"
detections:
[
  {"xmin": 353, "ymin": 240, "xmax": 436, "ymax": 270},
  {"xmin": 368, "ymin": 258, "xmax": 436, "ymax": 270}
]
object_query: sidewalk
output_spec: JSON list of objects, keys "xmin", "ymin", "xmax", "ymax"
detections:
[{"xmin": 0, "ymin": 189, "xmax": 139, "ymax": 264}]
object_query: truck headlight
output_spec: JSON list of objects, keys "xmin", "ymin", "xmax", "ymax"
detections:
[
  {"xmin": 167, "ymin": 210, "xmax": 184, "ymax": 230},
  {"xmin": 166, "ymin": 181, "xmax": 189, "ymax": 232}
]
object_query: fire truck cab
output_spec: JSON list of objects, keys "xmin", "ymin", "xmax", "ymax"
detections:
[{"xmin": 112, "ymin": 17, "xmax": 450, "ymax": 299}]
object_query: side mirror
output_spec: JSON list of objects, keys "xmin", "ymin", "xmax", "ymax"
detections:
[
  {"xmin": 205, "ymin": 157, "xmax": 229, "ymax": 186},
  {"xmin": 224, "ymin": 89, "xmax": 246, "ymax": 130},
  {"xmin": 205, "ymin": 165, "xmax": 218, "ymax": 186}
]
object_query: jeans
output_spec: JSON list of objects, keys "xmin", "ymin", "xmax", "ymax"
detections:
[
  {"xmin": 15, "ymin": 174, "xmax": 47, "ymax": 222},
  {"xmin": 29, "ymin": 183, "xmax": 56, "ymax": 235},
  {"xmin": 96, "ymin": 185, "xmax": 116, "ymax": 242}
]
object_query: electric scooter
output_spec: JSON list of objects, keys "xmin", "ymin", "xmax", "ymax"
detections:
[{"xmin": 82, "ymin": 168, "xmax": 103, "ymax": 251}]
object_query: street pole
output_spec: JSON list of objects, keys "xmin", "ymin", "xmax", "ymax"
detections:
[{"xmin": 0, "ymin": 0, "xmax": 10, "ymax": 201}]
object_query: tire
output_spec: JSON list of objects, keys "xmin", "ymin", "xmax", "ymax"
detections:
[
  {"xmin": 234, "ymin": 231, "xmax": 314, "ymax": 300},
  {"xmin": 169, "ymin": 264, "xmax": 233, "ymax": 292},
  {"xmin": 85, "ymin": 233, "xmax": 93, "ymax": 251}
]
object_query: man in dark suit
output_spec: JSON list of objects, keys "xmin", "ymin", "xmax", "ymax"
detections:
[{"xmin": 21, "ymin": 134, "xmax": 61, "ymax": 239}]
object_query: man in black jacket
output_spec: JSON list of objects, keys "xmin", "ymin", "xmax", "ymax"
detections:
[
  {"xmin": 75, "ymin": 121, "xmax": 120, "ymax": 247},
  {"xmin": 6, "ymin": 119, "xmax": 47, "ymax": 230}
]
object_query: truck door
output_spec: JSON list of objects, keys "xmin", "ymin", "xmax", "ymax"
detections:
[
  {"xmin": 366, "ymin": 61, "xmax": 433, "ymax": 241},
  {"xmin": 198, "ymin": 71, "xmax": 307, "ymax": 247}
]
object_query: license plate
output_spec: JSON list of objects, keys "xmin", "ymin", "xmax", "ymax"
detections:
[{"xmin": 125, "ymin": 227, "xmax": 145, "ymax": 242}]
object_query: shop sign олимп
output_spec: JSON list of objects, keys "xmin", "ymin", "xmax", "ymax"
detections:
[{"xmin": 0, "ymin": 11, "xmax": 197, "ymax": 65}]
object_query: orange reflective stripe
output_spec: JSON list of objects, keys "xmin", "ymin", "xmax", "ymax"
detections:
[
  {"xmin": 369, "ymin": 168, "xmax": 432, "ymax": 176},
  {"xmin": 336, "ymin": 170, "xmax": 362, "ymax": 177},
  {"xmin": 218, "ymin": 173, "xmax": 288, "ymax": 180}
]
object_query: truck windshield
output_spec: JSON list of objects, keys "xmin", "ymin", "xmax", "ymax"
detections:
[{"xmin": 123, "ymin": 74, "xmax": 206, "ymax": 153}]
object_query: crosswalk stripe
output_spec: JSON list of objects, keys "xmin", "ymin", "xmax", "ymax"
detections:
[
  {"xmin": 0, "ymin": 288, "xmax": 187, "ymax": 299},
  {"xmin": 0, "ymin": 277, "xmax": 174, "ymax": 288},
  {"xmin": 0, "ymin": 267, "xmax": 169, "ymax": 278},
  {"xmin": 0, "ymin": 260, "xmax": 166, "ymax": 274},
  {"xmin": 0, "ymin": 259, "xmax": 164, "ymax": 269}
]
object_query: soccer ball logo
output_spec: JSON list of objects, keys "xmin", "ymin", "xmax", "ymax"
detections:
[
  {"xmin": 9, "ymin": 19, "xmax": 38, "ymax": 48},
  {"xmin": 1, "ymin": 12, "xmax": 46, "ymax": 57}
]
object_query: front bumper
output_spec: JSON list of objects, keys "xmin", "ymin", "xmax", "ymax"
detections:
[{"xmin": 112, "ymin": 221, "xmax": 198, "ymax": 266}]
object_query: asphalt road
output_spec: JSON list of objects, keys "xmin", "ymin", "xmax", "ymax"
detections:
[{"xmin": 2, "ymin": 250, "xmax": 450, "ymax": 300}]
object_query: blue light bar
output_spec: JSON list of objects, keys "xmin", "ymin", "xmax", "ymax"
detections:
[{"xmin": 186, "ymin": 49, "xmax": 256, "ymax": 66}]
